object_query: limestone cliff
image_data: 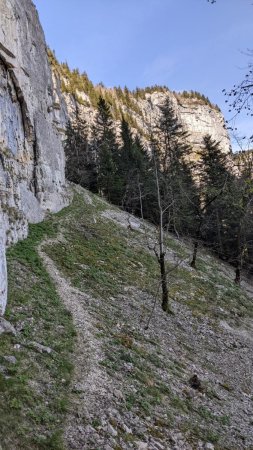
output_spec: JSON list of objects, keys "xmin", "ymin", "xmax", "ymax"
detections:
[
  {"xmin": 233, "ymin": 149, "xmax": 253, "ymax": 175},
  {"xmin": 50, "ymin": 57, "xmax": 231, "ymax": 157},
  {"xmin": 0, "ymin": 1, "xmax": 232, "ymax": 315},
  {"xmin": 0, "ymin": 0, "xmax": 67, "ymax": 314}
]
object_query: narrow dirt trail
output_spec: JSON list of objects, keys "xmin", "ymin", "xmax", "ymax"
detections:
[
  {"xmin": 35, "ymin": 195, "xmax": 253, "ymax": 450},
  {"xmin": 38, "ymin": 240, "xmax": 110, "ymax": 449}
]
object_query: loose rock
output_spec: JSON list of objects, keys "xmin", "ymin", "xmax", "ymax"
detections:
[
  {"xmin": 29, "ymin": 342, "xmax": 53, "ymax": 354},
  {"xmin": 3, "ymin": 356, "xmax": 17, "ymax": 364},
  {"xmin": 135, "ymin": 442, "xmax": 148, "ymax": 450},
  {"xmin": 205, "ymin": 444, "xmax": 215, "ymax": 450},
  {"xmin": 0, "ymin": 318, "xmax": 16, "ymax": 336}
]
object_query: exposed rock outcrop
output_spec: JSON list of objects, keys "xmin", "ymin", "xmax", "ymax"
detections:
[
  {"xmin": 50, "ymin": 62, "xmax": 231, "ymax": 157},
  {"xmin": 177, "ymin": 96, "xmax": 231, "ymax": 156},
  {"xmin": 0, "ymin": 0, "xmax": 232, "ymax": 315},
  {"xmin": 0, "ymin": 0, "xmax": 68, "ymax": 314}
]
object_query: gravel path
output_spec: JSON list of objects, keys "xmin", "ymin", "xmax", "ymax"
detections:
[
  {"xmin": 37, "ymin": 194, "xmax": 253, "ymax": 450},
  {"xmin": 38, "ymin": 240, "xmax": 110, "ymax": 449}
]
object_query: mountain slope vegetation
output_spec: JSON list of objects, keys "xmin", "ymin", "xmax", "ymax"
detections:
[{"xmin": 1, "ymin": 185, "xmax": 253, "ymax": 449}]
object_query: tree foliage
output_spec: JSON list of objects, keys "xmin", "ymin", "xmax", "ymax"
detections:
[
  {"xmin": 207, "ymin": 0, "xmax": 253, "ymax": 141},
  {"xmin": 64, "ymin": 112, "xmax": 97, "ymax": 192},
  {"xmin": 64, "ymin": 92, "xmax": 253, "ymax": 291},
  {"xmin": 91, "ymin": 97, "xmax": 120, "ymax": 202}
]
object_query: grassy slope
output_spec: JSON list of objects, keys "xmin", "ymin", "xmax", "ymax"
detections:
[
  {"xmin": 1, "ymin": 187, "xmax": 253, "ymax": 449},
  {"xmin": 0, "ymin": 219, "xmax": 75, "ymax": 450}
]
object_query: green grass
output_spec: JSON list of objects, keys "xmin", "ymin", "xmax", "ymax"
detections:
[
  {"xmin": 1, "ymin": 187, "xmax": 252, "ymax": 449},
  {"xmin": 43, "ymin": 192, "xmax": 253, "ymax": 325},
  {"xmin": 45, "ymin": 194, "xmax": 159, "ymax": 300},
  {"xmin": 37, "ymin": 190, "xmax": 253, "ymax": 448},
  {"xmin": 0, "ymin": 218, "xmax": 75, "ymax": 450},
  {"xmin": 168, "ymin": 260, "xmax": 253, "ymax": 321}
]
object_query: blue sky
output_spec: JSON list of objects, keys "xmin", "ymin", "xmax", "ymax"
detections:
[{"xmin": 33, "ymin": 0, "xmax": 253, "ymax": 148}]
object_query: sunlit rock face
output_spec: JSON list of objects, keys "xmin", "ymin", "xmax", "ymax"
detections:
[
  {"xmin": 0, "ymin": 0, "xmax": 68, "ymax": 314},
  {"xmin": 177, "ymin": 97, "xmax": 231, "ymax": 157},
  {"xmin": 136, "ymin": 92, "xmax": 231, "ymax": 156},
  {"xmin": 0, "ymin": 0, "xmax": 231, "ymax": 315},
  {"xmin": 52, "ymin": 71, "xmax": 231, "ymax": 158},
  {"xmin": 0, "ymin": 215, "xmax": 7, "ymax": 316}
]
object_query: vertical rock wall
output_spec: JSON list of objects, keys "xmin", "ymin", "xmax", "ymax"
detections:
[
  {"xmin": 0, "ymin": 0, "xmax": 232, "ymax": 315},
  {"xmin": 0, "ymin": 0, "xmax": 68, "ymax": 314}
]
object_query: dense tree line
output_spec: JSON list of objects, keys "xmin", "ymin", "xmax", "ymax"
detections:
[{"xmin": 64, "ymin": 95, "xmax": 253, "ymax": 305}]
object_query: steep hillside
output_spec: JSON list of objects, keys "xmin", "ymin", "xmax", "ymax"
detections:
[
  {"xmin": 1, "ymin": 185, "xmax": 253, "ymax": 450},
  {"xmin": 0, "ymin": 0, "xmax": 233, "ymax": 317},
  {"xmin": 49, "ymin": 52, "xmax": 231, "ymax": 157}
]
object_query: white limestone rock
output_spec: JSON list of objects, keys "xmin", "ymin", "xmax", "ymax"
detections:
[
  {"xmin": 0, "ymin": 0, "xmax": 68, "ymax": 314},
  {"xmin": 0, "ymin": 317, "xmax": 16, "ymax": 336},
  {"xmin": 0, "ymin": 217, "xmax": 7, "ymax": 316},
  {"xmin": 52, "ymin": 71, "xmax": 231, "ymax": 158}
]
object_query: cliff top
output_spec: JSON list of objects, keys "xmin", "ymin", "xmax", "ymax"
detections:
[{"xmin": 48, "ymin": 49, "xmax": 220, "ymax": 117}]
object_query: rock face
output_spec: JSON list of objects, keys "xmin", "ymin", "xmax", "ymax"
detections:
[
  {"xmin": 131, "ymin": 91, "xmax": 231, "ymax": 155},
  {"xmin": 0, "ymin": 216, "xmax": 7, "ymax": 315},
  {"xmin": 0, "ymin": 0, "xmax": 67, "ymax": 314},
  {"xmin": 176, "ymin": 96, "xmax": 231, "ymax": 156},
  {"xmin": 0, "ymin": 0, "xmax": 232, "ymax": 315},
  {"xmin": 51, "ymin": 69, "xmax": 231, "ymax": 157}
]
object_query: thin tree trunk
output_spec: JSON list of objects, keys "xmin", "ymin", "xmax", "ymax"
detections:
[
  {"xmin": 159, "ymin": 252, "xmax": 169, "ymax": 311},
  {"xmin": 155, "ymin": 161, "xmax": 170, "ymax": 312},
  {"xmin": 216, "ymin": 209, "xmax": 224, "ymax": 257},
  {"xmin": 158, "ymin": 230, "xmax": 170, "ymax": 312},
  {"xmin": 158, "ymin": 207, "xmax": 169, "ymax": 311},
  {"xmin": 234, "ymin": 225, "xmax": 242, "ymax": 285},
  {"xmin": 190, "ymin": 219, "xmax": 202, "ymax": 268},
  {"xmin": 190, "ymin": 240, "xmax": 199, "ymax": 269},
  {"xmin": 235, "ymin": 264, "xmax": 241, "ymax": 285}
]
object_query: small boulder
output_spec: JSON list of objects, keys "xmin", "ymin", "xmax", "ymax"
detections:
[
  {"xmin": 122, "ymin": 423, "xmax": 132, "ymax": 434},
  {"xmin": 0, "ymin": 318, "xmax": 16, "ymax": 336},
  {"xmin": 128, "ymin": 220, "xmax": 141, "ymax": 231},
  {"xmin": 3, "ymin": 355, "xmax": 17, "ymax": 364},
  {"xmin": 205, "ymin": 444, "xmax": 215, "ymax": 450},
  {"xmin": 135, "ymin": 442, "xmax": 148, "ymax": 450}
]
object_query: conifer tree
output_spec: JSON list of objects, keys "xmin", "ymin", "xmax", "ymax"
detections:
[
  {"xmin": 140, "ymin": 98, "xmax": 197, "ymax": 312},
  {"xmin": 64, "ymin": 112, "xmax": 97, "ymax": 191},
  {"xmin": 118, "ymin": 120, "xmax": 151, "ymax": 213},
  {"xmin": 190, "ymin": 135, "xmax": 233, "ymax": 268},
  {"xmin": 230, "ymin": 159, "xmax": 253, "ymax": 283},
  {"xmin": 91, "ymin": 97, "xmax": 120, "ymax": 202},
  {"xmin": 199, "ymin": 136, "xmax": 231, "ymax": 252},
  {"xmin": 153, "ymin": 96, "xmax": 196, "ymax": 236}
]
